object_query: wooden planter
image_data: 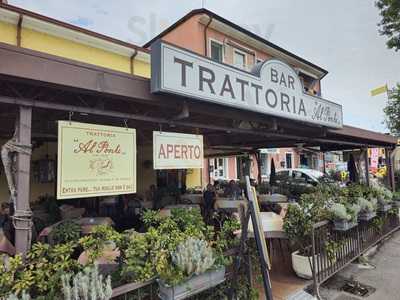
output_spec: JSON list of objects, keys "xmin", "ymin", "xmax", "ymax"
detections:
[
  {"xmin": 158, "ymin": 267, "xmax": 225, "ymax": 300},
  {"xmin": 333, "ymin": 220, "xmax": 357, "ymax": 231},
  {"xmin": 393, "ymin": 201, "xmax": 400, "ymax": 208},
  {"xmin": 358, "ymin": 211, "xmax": 376, "ymax": 221}
]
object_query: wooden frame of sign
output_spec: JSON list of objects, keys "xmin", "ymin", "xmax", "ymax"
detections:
[{"xmin": 245, "ymin": 176, "xmax": 273, "ymax": 300}]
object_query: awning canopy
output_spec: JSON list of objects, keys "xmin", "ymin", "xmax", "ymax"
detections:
[{"xmin": 0, "ymin": 42, "xmax": 396, "ymax": 152}]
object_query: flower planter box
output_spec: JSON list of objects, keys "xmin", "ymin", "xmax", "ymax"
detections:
[
  {"xmin": 378, "ymin": 204, "xmax": 392, "ymax": 212},
  {"xmin": 392, "ymin": 201, "xmax": 400, "ymax": 209},
  {"xmin": 333, "ymin": 220, "xmax": 357, "ymax": 231},
  {"xmin": 158, "ymin": 267, "xmax": 225, "ymax": 300},
  {"xmin": 358, "ymin": 211, "xmax": 376, "ymax": 221}
]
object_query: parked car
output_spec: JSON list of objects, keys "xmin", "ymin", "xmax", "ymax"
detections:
[{"xmin": 274, "ymin": 168, "xmax": 335, "ymax": 199}]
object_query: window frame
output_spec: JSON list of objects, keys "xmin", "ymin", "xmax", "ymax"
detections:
[
  {"xmin": 209, "ymin": 38, "xmax": 224, "ymax": 63},
  {"xmin": 233, "ymin": 48, "xmax": 247, "ymax": 70},
  {"xmin": 213, "ymin": 157, "xmax": 228, "ymax": 180},
  {"xmin": 285, "ymin": 152, "xmax": 293, "ymax": 169}
]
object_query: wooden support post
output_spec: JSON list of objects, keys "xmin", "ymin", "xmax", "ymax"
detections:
[
  {"xmin": 387, "ymin": 149, "xmax": 396, "ymax": 192},
  {"xmin": 15, "ymin": 106, "xmax": 32, "ymax": 256},
  {"xmin": 256, "ymin": 151, "xmax": 262, "ymax": 185},
  {"xmin": 364, "ymin": 148, "xmax": 370, "ymax": 187},
  {"xmin": 322, "ymin": 152, "xmax": 326, "ymax": 174}
]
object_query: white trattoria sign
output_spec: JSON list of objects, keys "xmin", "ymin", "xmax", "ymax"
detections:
[
  {"xmin": 151, "ymin": 41, "xmax": 343, "ymax": 128},
  {"xmin": 153, "ymin": 131, "xmax": 203, "ymax": 169}
]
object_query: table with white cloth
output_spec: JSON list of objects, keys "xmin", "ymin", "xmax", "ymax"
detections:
[
  {"xmin": 159, "ymin": 204, "xmax": 201, "ymax": 217},
  {"xmin": 246, "ymin": 211, "xmax": 286, "ymax": 238},
  {"xmin": 215, "ymin": 198, "xmax": 247, "ymax": 211}
]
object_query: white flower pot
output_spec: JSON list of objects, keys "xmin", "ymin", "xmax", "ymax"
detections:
[
  {"xmin": 291, "ymin": 250, "xmax": 337, "ymax": 279},
  {"xmin": 291, "ymin": 250, "xmax": 315, "ymax": 279}
]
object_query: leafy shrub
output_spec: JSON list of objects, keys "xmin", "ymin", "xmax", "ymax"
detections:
[
  {"xmin": 52, "ymin": 220, "xmax": 81, "ymax": 245},
  {"xmin": 78, "ymin": 225, "xmax": 122, "ymax": 265},
  {"xmin": 330, "ymin": 203, "xmax": 360, "ymax": 223},
  {"xmin": 0, "ymin": 242, "xmax": 81, "ymax": 299},
  {"xmin": 120, "ymin": 229, "xmax": 160, "ymax": 283},
  {"xmin": 392, "ymin": 191, "xmax": 400, "ymax": 201},
  {"xmin": 283, "ymin": 204, "xmax": 314, "ymax": 256},
  {"xmin": 121, "ymin": 208, "xmax": 239, "ymax": 286},
  {"xmin": 375, "ymin": 186, "xmax": 393, "ymax": 205},
  {"xmin": 358, "ymin": 197, "xmax": 377, "ymax": 213}
]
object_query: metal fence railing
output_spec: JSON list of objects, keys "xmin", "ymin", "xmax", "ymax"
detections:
[{"xmin": 311, "ymin": 213, "xmax": 400, "ymax": 298}]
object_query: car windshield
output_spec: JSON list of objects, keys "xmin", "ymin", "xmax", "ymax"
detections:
[{"xmin": 302, "ymin": 170, "xmax": 335, "ymax": 183}]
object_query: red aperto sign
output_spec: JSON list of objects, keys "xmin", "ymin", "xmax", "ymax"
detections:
[{"xmin": 153, "ymin": 131, "xmax": 203, "ymax": 170}]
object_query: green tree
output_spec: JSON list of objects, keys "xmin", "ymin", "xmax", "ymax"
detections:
[
  {"xmin": 384, "ymin": 83, "xmax": 400, "ymax": 136},
  {"xmin": 376, "ymin": 0, "xmax": 400, "ymax": 51}
]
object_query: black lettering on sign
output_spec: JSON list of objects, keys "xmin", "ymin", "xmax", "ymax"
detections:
[
  {"xmin": 271, "ymin": 68, "xmax": 278, "ymax": 83},
  {"xmin": 199, "ymin": 66, "xmax": 215, "ymax": 94},
  {"xmin": 288, "ymin": 76, "xmax": 295, "ymax": 90},
  {"xmin": 236, "ymin": 78, "xmax": 249, "ymax": 102},
  {"xmin": 281, "ymin": 93, "xmax": 290, "ymax": 112},
  {"xmin": 174, "ymin": 57, "xmax": 193, "ymax": 87},
  {"xmin": 265, "ymin": 89, "xmax": 278, "ymax": 108},
  {"xmin": 251, "ymin": 83, "xmax": 262, "ymax": 105},
  {"xmin": 279, "ymin": 73, "xmax": 287, "ymax": 87},
  {"xmin": 220, "ymin": 75, "xmax": 235, "ymax": 99},
  {"xmin": 298, "ymin": 99, "xmax": 306, "ymax": 116}
]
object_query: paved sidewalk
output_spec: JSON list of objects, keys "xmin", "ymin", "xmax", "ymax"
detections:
[{"xmin": 319, "ymin": 229, "xmax": 400, "ymax": 300}]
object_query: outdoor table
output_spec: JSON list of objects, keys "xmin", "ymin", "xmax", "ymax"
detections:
[
  {"xmin": 246, "ymin": 212, "xmax": 286, "ymax": 238},
  {"xmin": 181, "ymin": 193, "xmax": 203, "ymax": 204},
  {"xmin": 159, "ymin": 204, "xmax": 200, "ymax": 217},
  {"xmin": 38, "ymin": 217, "xmax": 114, "ymax": 240},
  {"xmin": 215, "ymin": 198, "xmax": 247, "ymax": 211}
]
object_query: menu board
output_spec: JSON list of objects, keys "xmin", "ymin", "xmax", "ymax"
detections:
[{"xmin": 57, "ymin": 121, "xmax": 136, "ymax": 199}]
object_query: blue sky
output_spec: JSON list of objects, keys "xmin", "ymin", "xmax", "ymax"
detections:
[{"xmin": 9, "ymin": 0, "xmax": 400, "ymax": 133}]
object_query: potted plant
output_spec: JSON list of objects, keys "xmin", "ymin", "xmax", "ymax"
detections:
[
  {"xmin": 283, "ymin": 203, "xmax": 315, "ymax": 279},
  {"xmin": 51, "ymin": 219, "xmax": 81, "ymax": 245},
  {"xmin": 392, "ymin": 192, "xmax": 400, "ymax": 208},
  {"xmin": 376, "ymin": 187, "xmax": 393, "ymax": 212},
  {"xmin": 358, "ymin": 197, "xmax": 377, "ymax": 221},
  {"xmin": 329, "ymin": 203, "xmax": 359, "ymax": 231},
  {"xmin": 283, "ymin": 190, "xmax": 332, "ymax": 279},
  {"xmin": 157, "ymin": 237, "xmax": 225, "ymax": 300}
]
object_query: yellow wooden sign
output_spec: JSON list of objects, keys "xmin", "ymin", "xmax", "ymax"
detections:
[
  {"xmin": 57, "ymin": 121, "xmax": 136, "ymax": 199},
  {"xmin": 251, "ymin": 186, "xmax": 272, "ymax": 269}
]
